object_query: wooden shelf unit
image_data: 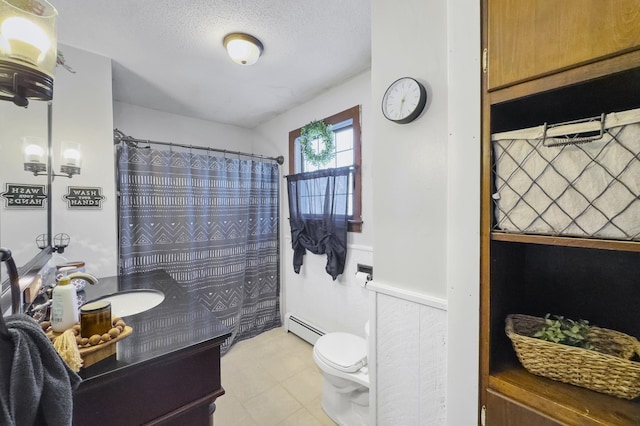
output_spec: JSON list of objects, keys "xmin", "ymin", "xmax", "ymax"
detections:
[
  {"xmin": 491, "ymin": 232, "xmax": 640, "ymax": 253},
  {"xmin": 480, "ymin": 1, "xmax": 640, "ymax": 424},
  {"xmin": 484, "ymin": 231, "xmax": 640, "ymax": 425},
  {"xmin": 489, "ymin": 363, "xmax": 640, "ymax": 426}
]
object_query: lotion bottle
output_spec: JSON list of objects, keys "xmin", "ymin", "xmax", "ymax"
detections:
[{"xmin": 51, "ymin": 276, "xmax": 79, "ymax": 332}]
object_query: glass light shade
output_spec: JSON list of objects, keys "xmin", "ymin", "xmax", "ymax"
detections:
[
  {"xmin": 0, "ymin": 0, "xmax": 57, "ymax": 76},
  {"xmin": 60, "ymin": 141, "xmax": 81, "ymax": 176},
  {"xmin": 0, "ymin": 0, "xmax": 57, "ymax": 105},
  {"xmin": 223, "ymin": 33, "xmax": 263, "ymax": 66},
  {"xmin": 22, "ymin": 135, "xmax": 46, "ymax": 173}
]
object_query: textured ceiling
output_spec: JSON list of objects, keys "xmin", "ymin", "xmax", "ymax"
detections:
[{"xmin": 52, "ymin": 0, "xmax": 372, "ymax": 128}]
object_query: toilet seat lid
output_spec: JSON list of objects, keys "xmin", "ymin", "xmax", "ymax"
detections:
[{"xmin": 314, "ymin": 332, "xmax": 367, "ymax": 373}]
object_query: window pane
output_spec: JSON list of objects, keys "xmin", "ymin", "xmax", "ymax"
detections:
[
  {"xmin": 304, "ymin": 162, "xmax": 319, "ymax": 172},
  {"xmin": 335, "ymin": 128, "xmax": 353, "ymax": 151},
  {"xmin": 296, "ymin": 176, "xmax": 350, "ymax": 217},
  {"xmin": 336, "ymin": 151, "xmax": 353, "ymax": 168}
]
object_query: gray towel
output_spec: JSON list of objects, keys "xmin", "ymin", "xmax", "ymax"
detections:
[{"xmin": 0, "ymin": 314, "xmax": 81, "ymax": 426}]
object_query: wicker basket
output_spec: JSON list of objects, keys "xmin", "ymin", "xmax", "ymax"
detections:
[{"xmin": 506, "ymin": 314, "xmax": 640, "ymax": 399}]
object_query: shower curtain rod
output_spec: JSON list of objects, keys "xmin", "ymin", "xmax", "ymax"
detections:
[{"xmin": 113, "ymin": 129, "xmax": 285, "ymax": 165}]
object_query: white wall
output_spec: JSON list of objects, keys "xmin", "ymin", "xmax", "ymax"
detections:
[
  {"xmin": 113, "ymin": 102, "xmax": 257, "ymax": 153},
  {"xmin": 370, "ymin": 0, "xmax": 480, "ymax": 424},
  {"xmin": 372, "ymin": 1, "xmax": 449, "ymax": 299},
  {"xmin": 446, "ymin": 0, "xmax": 481, "ymax": 424},
  {"xmin": 51, "ymin": 45, "xmax": 117, "ymax": 278},
  {"xmin": 255, "ymin": 71, "xmax": 373, "ymax": 337}
]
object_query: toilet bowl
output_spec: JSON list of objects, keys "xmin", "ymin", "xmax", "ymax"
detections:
[{"xmin": 313, "ymin": 324, "xmax": 369, "ymax": 426}]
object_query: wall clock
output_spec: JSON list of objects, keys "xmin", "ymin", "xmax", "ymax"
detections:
[{"xmin": 381, "ymin": 77, "xmax": 427, "ymax": 124}]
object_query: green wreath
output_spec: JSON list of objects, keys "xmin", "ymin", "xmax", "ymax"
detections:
[{"xmin": 299, "ymin": 120, "xmax": 335, "ymax": 167}]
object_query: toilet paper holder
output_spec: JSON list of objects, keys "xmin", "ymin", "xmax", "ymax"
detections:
[{"xmin": 356, "ymin": 264, "xmax": 373, "ymax": 282}]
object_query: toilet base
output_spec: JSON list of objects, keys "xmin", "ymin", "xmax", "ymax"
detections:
[{"xmin": 320, "ymin": 376, "xmax": 369, "ymax": 426}]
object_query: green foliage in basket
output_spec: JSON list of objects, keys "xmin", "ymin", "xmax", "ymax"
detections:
[{"xmin": 533, "ymin": 314, "xmax": 595, "ymax": 350}]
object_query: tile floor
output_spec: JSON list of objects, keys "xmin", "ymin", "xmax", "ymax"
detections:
[{"xmin": 214, "ymin": 327, "xmax": 337, "ymax": 426}]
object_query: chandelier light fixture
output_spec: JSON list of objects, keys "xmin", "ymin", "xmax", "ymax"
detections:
[{"xmin": 223, "ymin": 33, "xmax": 263, "ymax": 66}]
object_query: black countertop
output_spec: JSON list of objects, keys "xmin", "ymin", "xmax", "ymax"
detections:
[{"xmin": 76, "ymin": 269, "xmax": 231, "ymax": 381}]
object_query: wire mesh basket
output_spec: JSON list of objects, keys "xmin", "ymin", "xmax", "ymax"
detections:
[{"xmin": 492, "ymin": 108, "xmax": 640, "ymax": 241}]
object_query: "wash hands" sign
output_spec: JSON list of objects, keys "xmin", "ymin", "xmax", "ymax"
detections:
[
  {"xmin": 63, "ymin": 186, "xmax": 105, "ymax": 209},
  {"xmin": 1, "ymin": 184, "xmax": 47, "ymax": 208}
]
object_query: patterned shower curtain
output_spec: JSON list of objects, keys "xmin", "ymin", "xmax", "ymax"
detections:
[{"xmin": 116, "ymin": 144, "xmax": 281, "ymax": 352}]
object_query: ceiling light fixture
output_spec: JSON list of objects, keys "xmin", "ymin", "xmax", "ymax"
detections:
[
  {"xmin": 0, "ymin": 0, "xmax": 58, "ymax": 107},
  {"xmin": 223, "ymin": 33, "xmax": 263, "ymax": 66}
]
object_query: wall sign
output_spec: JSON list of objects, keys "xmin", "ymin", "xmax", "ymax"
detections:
[
  {"xmin": 1, "ymin": 183, "xmax": 47, "ymax": 208},
  {"xmin": 63, "ymin": 186, "xmax": 106, "ymax": 209}
]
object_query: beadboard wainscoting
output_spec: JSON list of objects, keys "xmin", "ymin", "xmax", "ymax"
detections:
[{"xmin": 368, "ymin": 283, "xmax": 447, "ymax": 425}]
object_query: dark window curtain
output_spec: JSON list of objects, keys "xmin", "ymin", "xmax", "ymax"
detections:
[
  {"xmin": 116, "ymin": 144, "xmax": 281, "ymax": 352},
  {"xmin": 286, "ymin": 166, "xmax": 352, "ymax": 280}
]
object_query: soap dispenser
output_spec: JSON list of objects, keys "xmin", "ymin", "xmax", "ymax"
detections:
[{"xmin": 50, "ymin": 276, "xmax": 79, "ymax": 332}]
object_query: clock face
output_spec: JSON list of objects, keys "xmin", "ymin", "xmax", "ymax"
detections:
[{"xmin": 381, "ymin": 77, "xmax": 427, "ymax": 124}]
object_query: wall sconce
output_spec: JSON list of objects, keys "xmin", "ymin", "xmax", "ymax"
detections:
[
  {"xmin": 0, "ymin": 0, "xmax": 58, "ymax": 107},
  {"xmin": 22, "ymin": 136, "xmax": 46, "ymax": 174},
  {"xmin": 23, "ymin": 137, "xmax": 81, "ymax": 178},
  {"xmin": 60, "ymin": 141, "xmax": 81, "ymax": 176},
  {"xmin": 223, "ymin": 33, "xmax": 263, "ymax": 66}
]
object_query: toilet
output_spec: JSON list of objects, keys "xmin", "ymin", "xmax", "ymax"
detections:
[{"xmin": 313, "ymin": 322, "xmax": 369, "ymax": 426}]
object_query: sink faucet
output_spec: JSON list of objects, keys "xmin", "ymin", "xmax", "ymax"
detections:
[
  {"xmin": 61, "ymin": 271, "xmax": 99, "ymax": 286},
  {"xmin": 1, "ymin": 248, "xmax": 100, "ymax": 323},
  {"xmin": 0, "ymin": 248, "xmax": 21, "ymax": 315}
]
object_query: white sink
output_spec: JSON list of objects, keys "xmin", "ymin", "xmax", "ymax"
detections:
[{"xmin": 86, "ymin": 289, "xmax": 165, "ymax": 317}]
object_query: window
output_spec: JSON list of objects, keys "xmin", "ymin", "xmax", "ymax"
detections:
[{"xmin": 288, "ymin": 105, "xmax": 362, "ymax": 232}]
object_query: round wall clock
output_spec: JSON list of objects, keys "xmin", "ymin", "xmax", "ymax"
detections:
[{"xmin": 381, "ymin": 77, "xmax": 427, "ymax": 124}]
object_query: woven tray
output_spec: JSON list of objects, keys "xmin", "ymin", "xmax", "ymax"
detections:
[
  {"xmin": 506, "ymin": 314, "xmax": 640, "ymax": 399},
  {"xmin": 44, "ymin": 319, "xmax": 132, "ymax": 368}
]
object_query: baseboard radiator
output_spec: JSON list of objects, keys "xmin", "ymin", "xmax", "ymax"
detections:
[{"xmin": 284, "ymin": 313, "xmax": 325, "ymax": 345}]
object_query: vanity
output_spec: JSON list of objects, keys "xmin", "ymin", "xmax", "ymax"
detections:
[{"xmin": 72, "ymin": 269, "xmax": 231, "ymax": 426}]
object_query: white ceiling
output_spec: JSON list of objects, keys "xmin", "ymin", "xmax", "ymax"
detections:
[{"xmin": 52, "ymin": 0, "xmax": 372, "ymax": 129}]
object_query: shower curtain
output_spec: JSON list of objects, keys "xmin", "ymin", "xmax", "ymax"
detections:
[{"xmin": 116, "ymin": 144, "xmax": 281, "ymax": 351}]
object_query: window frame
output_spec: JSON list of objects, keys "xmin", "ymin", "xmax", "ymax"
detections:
[{"xmin": 288, "ymin": 105, "xmax": 362, "ymax": 233}]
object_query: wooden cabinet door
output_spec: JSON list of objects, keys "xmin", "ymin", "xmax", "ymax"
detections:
[
  {"xmin": 487, "ymin": 0, "xmax": 640, "ymax": 90},
  {"xmin": 486, "ymin": 390, "xmax": 563, "ymax": 426}
]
